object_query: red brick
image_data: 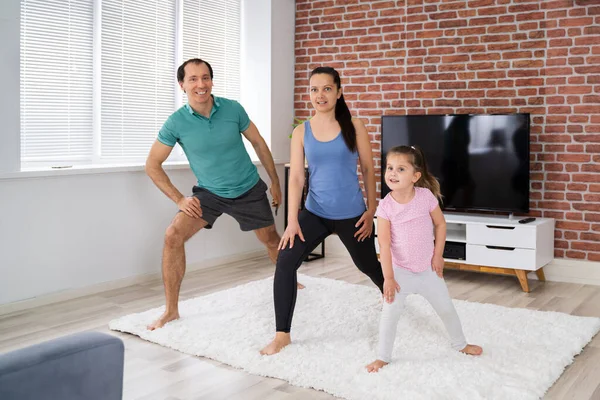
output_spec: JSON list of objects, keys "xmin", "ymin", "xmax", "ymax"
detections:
[
  {"xmin": 371, "ymin": 1, "xmax": 396, "ymax": 10},
  {"xmin": 538, "ymin": 201, "xmax": 571, "ymax": 210},
  {"xmin": 429, "ymin": 11, "xmax": 457, "ymax": 20},
  {"xmin": 572, "ymin": 173, "xmax": 600, "ymax": 183},
  {"xmin": 456, "ymin": 90, "xmax": 486, "ymax": 98},
  {"xmin": 479, "ymin": 6, "xmax": 508, "ymax": 16},
  {"xmin": 550, "ymin": 39, "xmax": 574, "ymax": 47},
  {"xmin": 520, "ymin": 40, "xmax": 547, "ymax": 49},
  {"xmin": 516, "ymin": 12, "xmax": 545, "ymax": 22},
  {"xmin": 438, "ymin": 18, "xmax": 469, "ymax": 29},
  {"xmin": 567, "ymin": 193, "xmax": 583, "ymax": 201},
  {"xmin": 560, "ymin": 17, "xmax": 595, "ymax": 27},
  {"xmin": 439, "ymin": 2, "xmax": 466, "ymax": 11},
  {"xmin": 468, "ymin": 0, "xmax": 495, "ymax": 7}
]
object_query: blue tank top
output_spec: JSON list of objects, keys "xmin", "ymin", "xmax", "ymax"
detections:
[{"xmin": 303, "ymin": 121, "xmax": 366, "ymax": 219}]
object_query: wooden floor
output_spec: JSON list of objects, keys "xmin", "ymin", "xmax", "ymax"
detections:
[{"xmin": 1, "ymin": 253, "xmax": 600, "ymax": 399}]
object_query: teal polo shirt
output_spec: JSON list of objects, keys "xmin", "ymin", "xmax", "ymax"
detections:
[{"xmin": 157, "ymin": 96, "xmax": 259, "ymax": 198}]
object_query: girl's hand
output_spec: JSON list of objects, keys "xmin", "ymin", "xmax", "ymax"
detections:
[
  {"xmin": 432, "ymin": 255, "xmax": 444, "ymax": 278},
  {"xmin": 354, "ymin": 210, "xmax": 375, "ymax": 242},
  {"xmin": 383, "ymin": 278, "xmax": 400, "ymax": 303},
  {"xmin": 278, "ymin": 220, "xmax": 305, "ymax": 250}
]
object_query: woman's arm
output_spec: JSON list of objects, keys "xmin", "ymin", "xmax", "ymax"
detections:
[
  {"xmin": 354, "ymin": 118, "xmax": 376, "ymax": 215},
  {"xmin": 287, "ymin": 124, "xmax": 306, "ymax": 225}
]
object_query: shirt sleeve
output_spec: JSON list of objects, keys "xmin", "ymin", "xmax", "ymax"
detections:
[
  {"xmin": 376, "ymin": 196, "xmax": 390, "ymax": 221},
  {"xmin": 157, "ymin": 118, "xmax": 178, "ymax": 147},
  {"xmin": 235, "ymin": 101, "xmax": 251, "ymax": 132},
  {"xmin": 425, "ymin": 189, "xmax": 440, "ymax": 212}
]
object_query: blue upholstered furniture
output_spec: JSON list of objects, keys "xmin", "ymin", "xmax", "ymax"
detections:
[{"xmin": 0, "ymin": 331, "xmax": 124, "ymax": 400}]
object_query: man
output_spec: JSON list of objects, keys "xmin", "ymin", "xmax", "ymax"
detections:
[{"xmin": 145, "ymin": 58, "xmax": 300, "ymax": 331}]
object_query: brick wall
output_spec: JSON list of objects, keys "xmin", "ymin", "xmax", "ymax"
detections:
[{"xmin": 293, "ymin": 0, "xmax": 600, "ymax": 261}]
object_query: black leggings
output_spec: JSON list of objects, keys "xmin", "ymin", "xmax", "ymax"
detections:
[{"xmin": 274, "ymin": 209, "xmax": 385, "ymax": 332}]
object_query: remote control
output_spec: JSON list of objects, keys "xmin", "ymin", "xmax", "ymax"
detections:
[{"xmin": 518, "ymin": 217, "xmax": 536, "ymax": 224}]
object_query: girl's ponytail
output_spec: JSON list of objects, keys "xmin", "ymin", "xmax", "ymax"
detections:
[{"xmin": 411, "ymin": 146, "xmax": 442, "ymax": 204}]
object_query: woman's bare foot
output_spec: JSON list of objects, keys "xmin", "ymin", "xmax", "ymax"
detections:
[
  {"xmin": 147, "ymin": 311, "xmax": 180, "ymax": 331},
  {"xmin": 460, "ymin": 344, "xmax": 483, "ymax": 356},
  {"xmin": 297, "ymin": 282, "xmax": 305, "ymax": 289},
  {"xmin": 366, "ymin": 359, "xmax": 388, "ymax": 373},
  {"xmin": 260, "ymin": 332, "xmax": 291, "ymax": 355}
]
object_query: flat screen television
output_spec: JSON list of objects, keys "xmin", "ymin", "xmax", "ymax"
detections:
[{"xmin": 381, "ymin": 114, "xmax": 530, "ymax": 213}]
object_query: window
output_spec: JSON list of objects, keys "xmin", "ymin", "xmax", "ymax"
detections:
[
  {"xmin": 20, "ymin": 0, "xmax": 94, "ymax": 164},
  {"xmin": 20, "ymin": 0, "xmax": 241, "ymax": 168},
  {"xmin": 101, "ymin": 0, "xmax": 176, "ymax": 160},
  {"xmin": 182, "ymin": 0, "xmax": 241, "ymax": 103}
]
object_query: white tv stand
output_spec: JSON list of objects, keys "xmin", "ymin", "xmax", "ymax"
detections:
[
  {"xmin": 374, "ymin": 213, "xmax": 555, "ymax": 292},
  {"xmin": 442, "ymin": 213, "xmax": 555, "ymax": 292}
]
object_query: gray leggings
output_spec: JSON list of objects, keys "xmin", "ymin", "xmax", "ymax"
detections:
[{"xmin": 377, "ymin": 267, "xmax": 467, "ymax": 362}]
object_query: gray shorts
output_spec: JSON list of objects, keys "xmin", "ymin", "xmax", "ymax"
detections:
[{"xmin": 191, "ymin": 178, "xmax": 275, "ymax": 231}]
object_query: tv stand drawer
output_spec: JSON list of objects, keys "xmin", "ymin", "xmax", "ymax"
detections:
[
  {"xmin": 466, "ymin": 244, "xmax": 537, "ymax": 270},
  {"xmin": 467, "ymin": 224, "xmax": 536, "ymax": 249}
]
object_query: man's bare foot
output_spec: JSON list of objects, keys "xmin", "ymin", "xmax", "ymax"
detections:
[
  {"xmin": 297, "ymin": 282, "xmax": 305, "ymax": 289},
  {"xmin": 460, "ymin": 344, "xmax": 483, "ymax": 356},
  {"xmin": 260, "ymin": 332, "xmax": 291, "ymax": 355},
  {"xmin": 147, "ymin": 311, "xmax": 180, "ymax": 331},
  {"xmin": 366, "ymin": 359, "xmax": 388, "ymax": 373}
]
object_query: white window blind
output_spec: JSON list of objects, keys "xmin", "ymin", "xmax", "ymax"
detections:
[
  {"xmin": 20, "ymin": 0, "xmax": 243, "ymax": 168},
  {"xmin": 182, "ymin": 0, "xmax": 241, "ymax": 102},
  {"xmin": 20, "ymin": 0, "xmax": 94, "ymax": 164},
  {"xmin": 101, "ymin": 0, "xmax": 176, "ymax": 160}
]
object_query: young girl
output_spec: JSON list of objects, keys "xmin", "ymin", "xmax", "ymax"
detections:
[
  {"xmin": 366, "ymin": 145, "xmax": 482, "ymax": 372},
  {"xmin": 260, "ymin": 67, "xmax": 384, "ymax": 355}
]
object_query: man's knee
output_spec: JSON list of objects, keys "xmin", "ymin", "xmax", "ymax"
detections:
[
  {"xmin": 165, "ymin": 219, "xmax": 199, "ymax": 248},
  {"xmin": 164, "ymin": 224, "xmax": 185, "ymax": 248}
]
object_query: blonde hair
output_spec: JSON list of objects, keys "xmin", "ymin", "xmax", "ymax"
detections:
[{"xmin": 386, "ymin": 145, "xmax": 442, "ymax": 204}]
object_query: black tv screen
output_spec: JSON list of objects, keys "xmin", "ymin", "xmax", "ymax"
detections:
[{"xmin": 381, "ymin": 114, "xmax": 530, "ymax": 213}]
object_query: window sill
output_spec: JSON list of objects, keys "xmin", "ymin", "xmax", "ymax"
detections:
[{"xmin": 0, "ymin": 159, "xmax": 289, "ymax": 181}]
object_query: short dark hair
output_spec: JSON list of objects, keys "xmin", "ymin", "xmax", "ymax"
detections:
[{"xmin": 177, "ymin": 58, "xmax": 213, "ymax": 82}]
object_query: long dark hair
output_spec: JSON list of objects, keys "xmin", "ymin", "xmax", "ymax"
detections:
[
  {"xmin": 309, "ymin": 67, "xmax": 356, "ymax": 152},
  {"xmin": 387, "ymin": 145, "xmax": 443, "ymax": 203}
]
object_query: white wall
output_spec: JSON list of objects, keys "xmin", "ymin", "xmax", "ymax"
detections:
[
  {"xmin": 241, "ymin": 0, "xmax": 295, "ymax": 162},
  {"xmin": 240, "ymin": 0, "xmax": 270, "ymax": 160},
  {"xmin": 270, "ymin": 0, "xmax": 296, "ymax": 162},
  {"xmin": 0, "ymin": 0, "xmax": 20, "ymax": 173},
  {"xmin": 0, "ymin": 166, "xmax": 285, "ymax": 305},
  {"xmin": 0, "ymin": 0, "xmax": 295, "ymax": 306}
]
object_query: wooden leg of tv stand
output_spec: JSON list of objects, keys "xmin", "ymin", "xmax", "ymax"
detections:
[
  {"xmin": 535, "ymin": 268, "xmax": 546, "ymax": 282},
  {"xmin": 445, "ymin": 262, "xmax": 537, "ymax": 293},
  {"xmin": 514, "ymin": 269, "xmax": 530, "ymax": 293}
]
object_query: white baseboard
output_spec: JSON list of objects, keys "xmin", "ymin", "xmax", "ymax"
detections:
[
  {"xmin": 0, "ymin": 249, "xmax": 267, "ymax": 316},
  {"xmin": 532, "ymin": 258, "xmax": 600, "ymax": 286},
  {"xmin": 325, "ymin": 236, "xmax": 600, "ymax": 287}
]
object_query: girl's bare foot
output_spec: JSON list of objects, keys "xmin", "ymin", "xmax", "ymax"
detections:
[
  {"xmin": 147, "ymin": 311, "xmax": 180, "ymax": 331},
  {"xmin": 366, "ymin": 359, "xmax": 388, "ymax": 373},
  {"xmin": 460, "ymin": 344, "xmax": 483, "ymax": 356},
  {"xmin": 260, "ymin": 332, "xmax": 291, "ymax": 355},
  {"xmin": 297, "ymin": 282, "xmax": 305, "ymax": 289}
]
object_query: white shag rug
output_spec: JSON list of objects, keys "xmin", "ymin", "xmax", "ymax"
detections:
[{"xmin": 109, "ymin": 274, "xmax": 600, "ymax": 400}]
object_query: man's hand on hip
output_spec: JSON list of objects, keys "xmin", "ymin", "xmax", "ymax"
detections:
[
  {"xmin": 177, "ymin": 196, "xmax": 203, "ymax": 219},
  {"xmin": 270, "ymin": 182, "xmax": 282, "ymax": 210}
]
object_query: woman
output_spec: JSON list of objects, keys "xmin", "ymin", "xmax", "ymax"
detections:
[{"xmin": 260, "ymin": 67, "xmax": 384, "ymax": 355}]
